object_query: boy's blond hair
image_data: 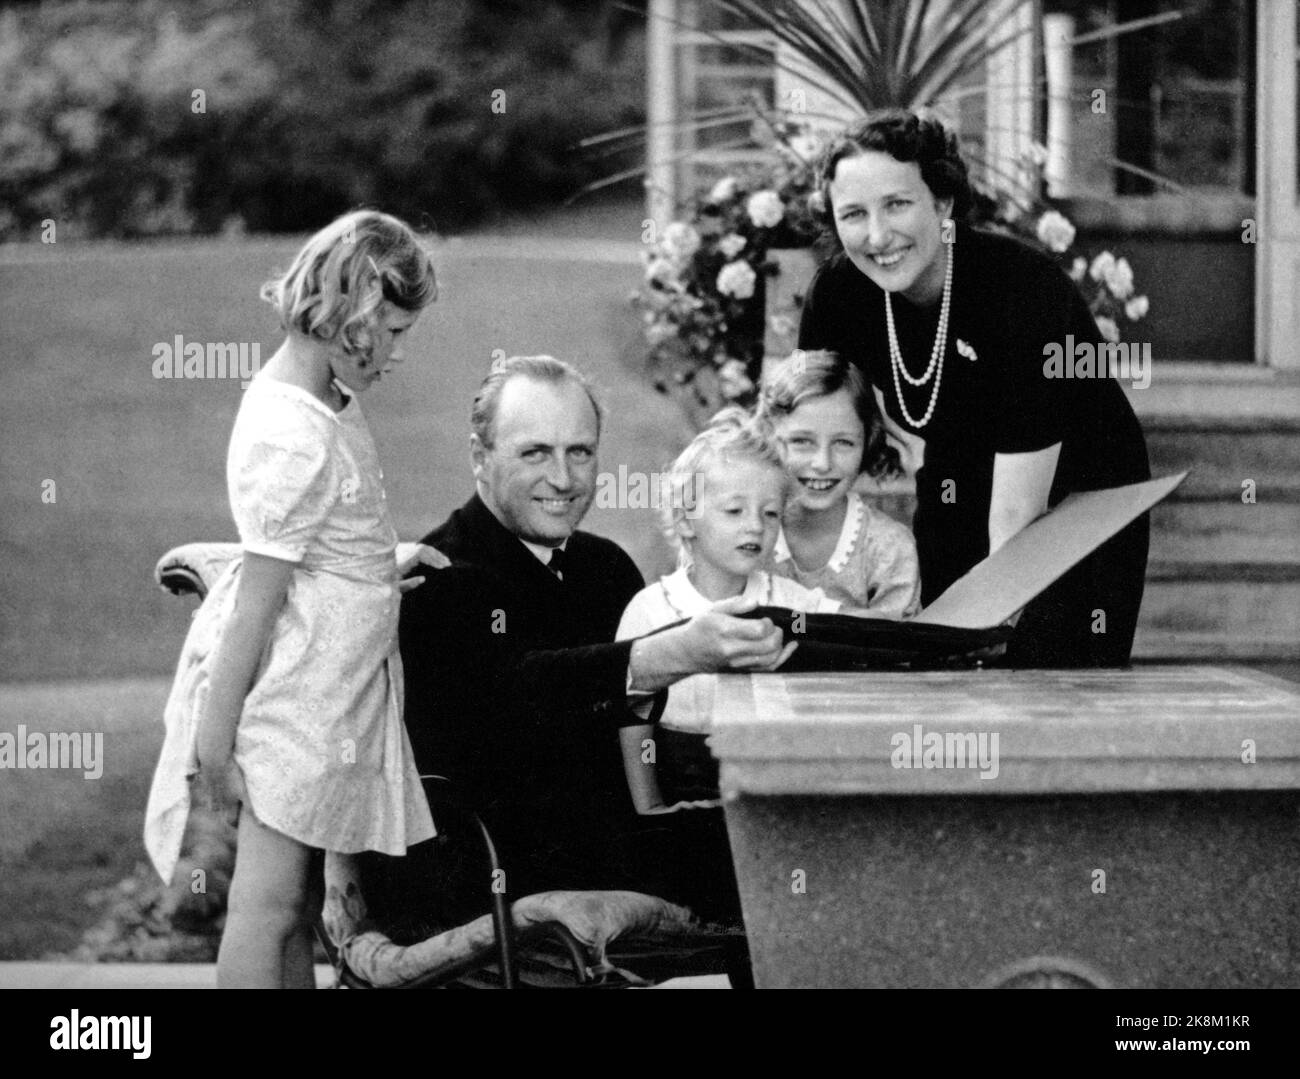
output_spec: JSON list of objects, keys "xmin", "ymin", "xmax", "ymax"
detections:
[{"xmin": 661, "ymin": 406, "xmax": 790, "ymax": 559}]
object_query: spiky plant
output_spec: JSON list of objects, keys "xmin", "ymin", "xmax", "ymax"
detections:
[{"xmin": 581, "ymin": 0, "xmax": 1185, "ymax": 207}]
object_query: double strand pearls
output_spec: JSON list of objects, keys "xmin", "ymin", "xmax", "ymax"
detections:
[{"xmin": 885, "ymin": 240, "xmax": 954, "ymax": 429}]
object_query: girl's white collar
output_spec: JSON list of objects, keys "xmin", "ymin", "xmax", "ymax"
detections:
[{"xmin": 774, "ymin": 490, "xmax": 864, "ymax": 574}]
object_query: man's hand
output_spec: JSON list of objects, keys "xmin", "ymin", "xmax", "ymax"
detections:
[
  {"xmin": 396, "ymin": 543, "xmax": 452, "ymax": 593},
  {"xmin": 686, "ymin": 595, "xmax": 796, "ymax": 671},
  {"xmin": 627, "ymin": 595, "xmax": 797, "ymax": 693}
]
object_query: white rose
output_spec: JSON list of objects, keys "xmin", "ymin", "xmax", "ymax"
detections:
[
  {"xmin": 768, "ymin": 314, "xmax": 796, "ymax": 338},
  {"xmin": 709, "ymin": 176, "xmax": 739, "ymax": 203},
  {"xmin": 1089, "ymin": 251, "xmax": 1116, "ymax": 282},
  {"xmin": 716, "ymin": 260, "xmax": 757, "ymax": 300},
  {"xmin": 718, "ymin": 358, "xmax": 754, "ymax": 399},
  {"xmin": 1104, "ymin": 257, "xmax": 1134, "ymax": 300},
  {"xmin": 1069, "ymin": 256, "xmax": 1088, "ymax": 282},
  {"xmin": 1125, "ymin": 295, "xmax": 1149, "ymax": 320},
  {"xmin": 660, "ymin": 221, "xmax": 701, "ymax": 261},
  {"xmin": 1095, "ymin": 316, "xmax": 1120, "ymax": 343},
  {"xmin": 788, "ymin": 132, "xmax": 824, "ymax": 161},
  {"xmin": 645, "ymin": 321, "xmax": 677, "ymax": 347},
  {"xmin": 746, "ymin": 189, "xmax": 785, "ymax": 229},
  {"xmin": 1035, "ymin": 210, "xmax": 1076, "ymax": 253},
  {"xmin": 717, "ymin": 233, "xmax": 747, "ymax": 258},
  {"xmin": 644, "ymin": 256, "xmax": 682, "ymax": 287}
]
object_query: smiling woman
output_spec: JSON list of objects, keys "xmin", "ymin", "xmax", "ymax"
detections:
[{"xmin": 800, "ymin": 110, "xmax": 1151, "ymax": 668}]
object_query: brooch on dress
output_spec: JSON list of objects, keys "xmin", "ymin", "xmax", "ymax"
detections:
[{"xmin": 956, "ymin": 338, "xmax": 978, "ymax": 362}]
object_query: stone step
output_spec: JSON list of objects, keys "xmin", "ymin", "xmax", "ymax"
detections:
[
  {"xmin": 1145, "ymin": 423, "xmax": 1300, "ymax": 497},
  {"xmin": 1131, "ymin": 630, "xmax": 1299, "ymax": 661},
  {"xmin": 1136, "ymin": 573, "xmax": 1300, "ymax": 660},
  {"xmin": 868, "ymin": 490, "xmax": 1299, "ymax": 562},
  {"xmin": 1148, "ymin": 500, "xmax": 1300, "ymax": 564},
  {"xmin": 864, "ymin": 475, "xmax": 1300, "ymax": 512}
]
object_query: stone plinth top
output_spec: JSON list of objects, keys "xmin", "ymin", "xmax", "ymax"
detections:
[{"xmin": 712, "ymin": 666, "xmax": 1300, "ymax": 797}]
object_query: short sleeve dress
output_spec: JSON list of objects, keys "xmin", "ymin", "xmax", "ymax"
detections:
[
  {"xmin": 771, "ymin": 491, "xmax": 921, "ymax": 617},
  {"xmin": 799, "ymin": 225, "xmax": 1151, "ymax": 666},
  {"xmin": 144, "ymin": 377, "xmax": 434, "ymax": 884}
]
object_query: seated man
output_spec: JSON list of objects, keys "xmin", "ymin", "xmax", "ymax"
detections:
[{"xmin": 379, "ymin": 355, "xmax": 789, "ymax": 939}]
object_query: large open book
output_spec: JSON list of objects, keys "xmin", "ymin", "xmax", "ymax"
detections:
[{"xmin": 740, "ymin": 472, "xmax": 1187, "ymax": 668}]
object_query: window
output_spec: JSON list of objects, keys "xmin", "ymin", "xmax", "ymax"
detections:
[{"xmin": 1050, "ymin": 0, "xmax": 1255, "ymax": 197}]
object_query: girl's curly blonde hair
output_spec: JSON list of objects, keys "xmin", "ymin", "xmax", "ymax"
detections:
[{"xmin": 260, "ymin": 210, "xmax": 437, "ymax": 359}]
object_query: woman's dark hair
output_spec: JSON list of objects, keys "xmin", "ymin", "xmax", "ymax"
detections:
[{"xmin": 817, "ymin": 109, "xmax": 975, "ymax": 226}]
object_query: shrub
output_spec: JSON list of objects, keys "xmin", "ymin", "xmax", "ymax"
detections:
[{"xmin": 0, "ymin": 0, "xmax": 646, "ymax": 240}]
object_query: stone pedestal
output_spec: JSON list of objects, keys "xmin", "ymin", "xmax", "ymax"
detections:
[{"xmin": 712, "ymin": 666, "xmax": 1300, "ymax": 988}]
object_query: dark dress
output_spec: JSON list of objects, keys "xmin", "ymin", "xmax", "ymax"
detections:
[{"xmin": 799, "ymin": 224, "xmax": 1151, "ymax": 667}]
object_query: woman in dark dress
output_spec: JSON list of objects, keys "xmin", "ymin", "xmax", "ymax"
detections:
[{"xmin": 799, "ymin": 110, "xmax": 1150, "ymax": 667}]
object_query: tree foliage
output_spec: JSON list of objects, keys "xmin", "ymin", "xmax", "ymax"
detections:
[{"xmin": 0, "ymin": 0, "xmax": 646, "ymax": 239}]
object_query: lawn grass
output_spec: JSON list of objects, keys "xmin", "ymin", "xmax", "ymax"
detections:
[
  {"xmin": 0, "ymin": 225, "xmax": 690, "ymax": 683},
  {"xmin": 0, "ymin": 679, "xmax": 166, "ymax": 958},
  {"xmin": 0, "ymin": 210, "xmax": 696, "ymax": 958}
]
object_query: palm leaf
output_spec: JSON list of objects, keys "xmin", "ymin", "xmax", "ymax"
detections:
[
  {"xmin": 568, "ymin": 134, "xmax": 761, "ymax": 202},
  {"xmin": 1067, "ymin": 9, "xmax": 1183, "ymax": 47},
  {"xmin": 578, "ymin": 104, "xmax": 754, "ymax": 150},
  {"xmin": 597, "ymin": 0, "xmax": 1185, "ymax": 211},
  {"xmin": 1104, "ymin": 158, "xmax": 1188, "ymax": 195}
]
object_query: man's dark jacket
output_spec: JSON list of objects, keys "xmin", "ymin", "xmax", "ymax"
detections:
[{"xmin": 397, "ymin": 492, "xmax": 653, "ymax": 903}]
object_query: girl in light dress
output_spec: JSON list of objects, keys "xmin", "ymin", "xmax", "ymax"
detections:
[
  {"xmin": 615, "ymin": 414, "xmax": 842, "ymax": 813},
  {"xmin": 144, "ymin": 210, "xmax": 445, "ymax": 987},
  {"xmin": 760, "ymin": 349, "xmax": 921, "ymax": 617}
]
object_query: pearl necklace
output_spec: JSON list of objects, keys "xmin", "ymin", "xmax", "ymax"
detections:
[{"xmin": 885, "ymin": 241, "xmax": 953, "ymax": 429}]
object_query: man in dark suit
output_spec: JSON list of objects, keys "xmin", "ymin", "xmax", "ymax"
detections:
[{"xmin": 392, "ymin": 355, "xmax": 789, "ymax": 927}]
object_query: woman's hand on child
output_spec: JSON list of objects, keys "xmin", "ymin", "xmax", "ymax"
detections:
[{"xmin": 396, "ymin": 542, "xmax": 451, "ymax": 592}]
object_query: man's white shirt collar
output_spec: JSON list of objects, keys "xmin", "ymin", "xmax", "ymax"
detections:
[{"xmin": 521, "ymin": 538, "xmax": 567, "ymax": 567}]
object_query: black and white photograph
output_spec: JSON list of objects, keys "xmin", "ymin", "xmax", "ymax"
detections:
[{"xmin": 0, "ymin": 0, "xmax": 1297, "ymax": 1045}]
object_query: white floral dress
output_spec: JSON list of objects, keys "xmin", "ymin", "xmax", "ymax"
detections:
[{"xmin": 145, "ymin": 377, "xmax": 434, "ymax": 884}]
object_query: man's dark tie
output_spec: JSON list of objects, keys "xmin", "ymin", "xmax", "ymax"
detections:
[{"xmin": 547, "ymin": 546, "xmax": 566, "ymax": 579}]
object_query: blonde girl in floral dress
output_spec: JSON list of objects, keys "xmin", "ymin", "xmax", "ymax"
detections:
[{"xmin": 145, "ymin": 211, "xmax": 444, "ymax": 987}]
